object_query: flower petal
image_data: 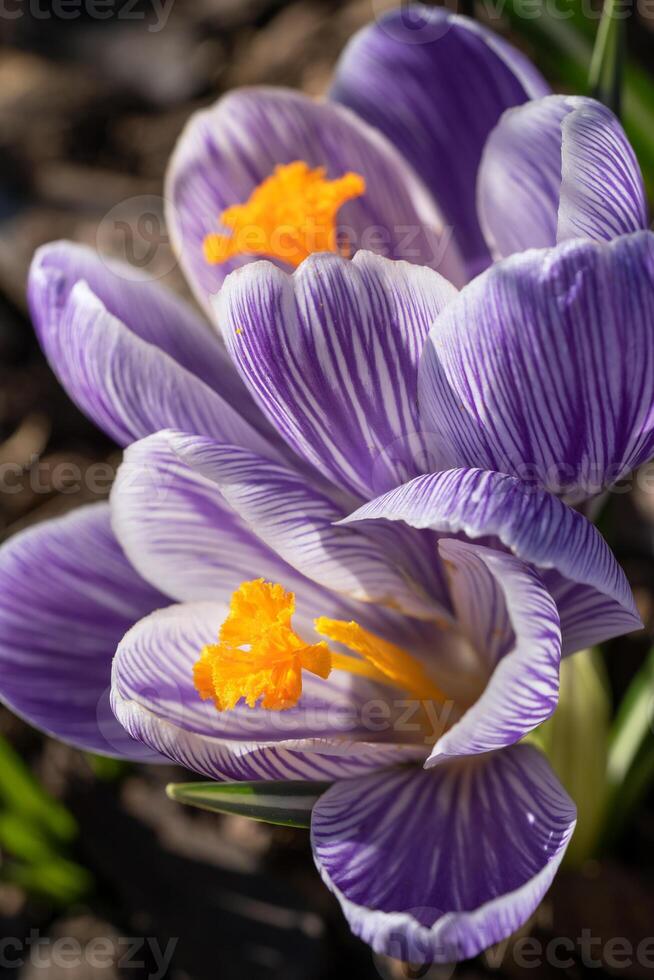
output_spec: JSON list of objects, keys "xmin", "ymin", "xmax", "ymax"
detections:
[
  {"xmin": 311, "ymin": 745, "xmax": 576, "ymax": 962},
  {"xmin": 341, "ymin": 468, "xmax": 641, "ymax": 654},
  {"xmin": 331, "ymin": 5, "xmax": 549, "ymax": 277},
  {"xmin": 34, "ymin": 274, "xmax": 277, "ymax": 454},
  {"xmin": 165, "ymin": 86, "xmax": 465, "ymax": 313},
  {"xmin": 113, "ymin": 430, "xmax": 450, "ymax": 621},
  {"xmin": 419, "ymin": 232, "xmax": 654, "ymax": 502},
  {"xmin": 478, "ymin": 96, "xmax": 648, "ymax": 259},
  {"xmin": 427, "ymin": 540, "xmax": 560, "ymax": 764},
  {"xmin": 218, "ymin": 251, "xmax": 456, "ymax": 499},
  {"xmin": 110, "ymin": 431, "xmax": 291, "ymax": 603},
  {"xmin": 29, "ymin": 241, "xmax": 247, "ymax": 408},
  {"xmin": 111, "ymin": 601, "xmax": 425, "ymax": 781},
  {"xmin": 0, "ymin": 504, "xmax": 166, "ymax": 759}
]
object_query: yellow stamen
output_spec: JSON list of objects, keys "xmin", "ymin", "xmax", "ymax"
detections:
[
  {"xmin": 194, "ymin": 579, "xmax": 447, "ymax": 712},
  {"xmin": 203, "ymin": 161, "xmax": 366, "ymax": 268},
  {"xmin": 315, "ymin": 618, "xmax": 449, "ymax": 704}
]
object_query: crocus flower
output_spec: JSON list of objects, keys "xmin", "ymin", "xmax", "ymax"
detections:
[
  {"xmin": 0, "ymin": 2, "xmax": 651, "ymax": 964},
  {"xmin": 2, "ymin": 236, "xmax": 651, "ymax": 959},
  {"xmin": 164, "ymin": 3, "xmax": 648, "ymax": 302}
]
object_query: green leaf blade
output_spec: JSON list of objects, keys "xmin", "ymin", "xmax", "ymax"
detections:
[
  {"xmin": 588, "ymin": 0, "xmax": 626, "ymax": 116},
  {"xmin": 601, "ymin": 646, "xmax": 654, "ymax": 846},
  {"xmin": 166, "ymin": 780, "xmax": 332, "ymax": 828},
  {"xmin": 527, "ymin": 648, "xmax": 611, "ymax": 864},
  {"xmin": 0, "ymin": 735, "xmax": 77, "ymax": 841}
]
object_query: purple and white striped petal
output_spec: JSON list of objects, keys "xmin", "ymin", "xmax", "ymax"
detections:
[
  {"xmin": 30, "ymin": 241, "xmax": 243, "ymax": 405},
  {"xmin": 478, "ymin": 96, "xmax": 648, "ymax": 259},
  {"xmin": 0, "ymin": 504, "xmax": 166, "ymax": 759},
  {"xmin": 33, "ymin": 273, "xmax": 278, "ymax": 455},
  {"xmin": 341, "ymin": 468, "xmax": 641, "ymax": 654},
  {"xmin": 114, "ymin": 430, "xmax": 450, "ymax": 621},
  {"xmin": 331, "ymin": 5, "xmax": 549, "ymax": 277},
  {"xmin": 165, "ymin": 86, "xmax": 464, "ymax": 314},
  {"xmin": 428, "ymin": 540, "xmax": 560, "ymax": 765},
  {"xmin": 419, "ymin": 233, "xmax": 654, "ymax": 503},
  {"xmin": 311, "ymin": 745, "xmax": 576, "ymax": 963},
  {"xmin": 111, "ymin": 601, "xmax": 425, "ymax": 782},
  {"xmin": 218, "ymin": 251, "xmax": 456, "ymax": 499},
  {"xmin": 111, "ymin": 432, "xmax": 292, "ymax": 604}
]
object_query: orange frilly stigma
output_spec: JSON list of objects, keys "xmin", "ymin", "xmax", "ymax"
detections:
[
  {"xmin": 203, "ymin": 161, "xmax": 366, "ymax": 268},
  {"xmin": 194, "ymin": 579, "xmax": 447, "ymax": 712}
]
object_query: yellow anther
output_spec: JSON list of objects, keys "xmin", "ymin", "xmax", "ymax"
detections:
[
  {"xmin": 203, "ymin": 161, "xmax": 366, "ymax": 268},
  {"xmin": 194, "ymin": 579, "xmax": 448, "ymax": 713},
  {"xmin": 315, "ymin": 618, "xmax": 448, "ymax": 705}
]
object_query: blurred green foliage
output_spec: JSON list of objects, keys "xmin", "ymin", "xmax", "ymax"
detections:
[
  {"xmin": 602, "ymin": 646, "xmax": 654, "ymax": 847},
  {"xmin": 497, "ymin": 0, "xmax": 654, "ymax": 195},
  {"xmin": 529, "ymin": 649, "xmax": 611, "ymax": 865},
  {"xmin": 0, "ymin": 735, "xmax": 91, "ymax": 905}
]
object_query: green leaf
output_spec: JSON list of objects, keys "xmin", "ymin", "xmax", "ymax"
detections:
[
  {"xmin": 600, "ymin": 646, "xmax": 654, "ymax": 846},
  {"xmin": 0, "ymin": 736, "xmax": 76, "ymax": 841},
  {"xmin": 0, "ymin": 811, "xmax": 59, "ymax": 864},
  {"xmin": 607, "ymin": 645, "xmax": 654, "ymax": 787},
  {"xmin": 0, "ymin": 737, "xmax": 93, "ymax": 903},
  {"xmin": 588, "ymin": 0, "xmax": 626, "ymax": 115},
  {"xmin": 528, "ymin": 649, "xmax": 611, "ymax": 864},
  {"xmin": 497, "ymin": 0, "xmax": 654, "ymax": 197},
  {"xmin": 5, "ymin": 858, "xmax": 92, "ymax": 905},
  {"xmin": 84, "ymin": 753, "xmax": 130, "ymax": 782},
  {"xmin": 166, "ymin": 779, "xmax": 332, "ymax": 828}
]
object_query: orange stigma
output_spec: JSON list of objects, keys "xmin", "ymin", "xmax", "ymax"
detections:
[
  {"xmin": 194, "ymin": 579, "xmax": 330, "ymax": 711},
  {"xmin": 194, "ymin": 579, "xmax": 448, "ymax": 712},
  {"xmin": 202, "ymin": 161, "xmax": 366, "ymax": 268}
]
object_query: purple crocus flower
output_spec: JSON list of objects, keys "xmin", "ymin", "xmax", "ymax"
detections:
[{"xmin": 0, "ymin": 3, "xmax": 651, "ymax": 963}]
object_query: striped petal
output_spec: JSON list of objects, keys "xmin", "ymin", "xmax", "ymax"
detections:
[
  {"xmin": 331, "ymin": 5, "xmax": 549, "ymax": 277},
  {"xmin": 419, "ymin": 232, "xmax": 654, "ymax": 503},
  {"xmin": 110, "ymin": 431, "xmax": 292, "ymax": 603},
  {"xmin": 311, "ymin": 745, "xmax": 576, "ymax": 963},
  {"xmin": 478, "ymin": 96, "xmax": 648, "ymax": 259},
  {"xmin": 218, "ymin": 251, "xmax": 456, "ymax": 499},
  {"xmin": 428, "ymin": 540, "xmax": 560, "ymax": 765},
  {"xmin": 113, "ymin": 430, "xmax": 450, "ymax": 621},
  {"xmin": 30, "ymin": 271, "xmax": 277, "ymax": 455},
  {"xmin": 0, "ymin": 504, "xmax": 166, "ymax": 759},
  {"xmin": 111, "ymin": 601, "xmax": 425, "ymax": 782},
  {"xmin": 341, "ymin": 468, "xmax": 641, "ymax": 654},
  {"xmin": 165, "ymin": 86, "xmax": 465, "ymax": 314},
  {"xmin": 29, "ymin": 241, "xmax": 251, "ymax": 416}
]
